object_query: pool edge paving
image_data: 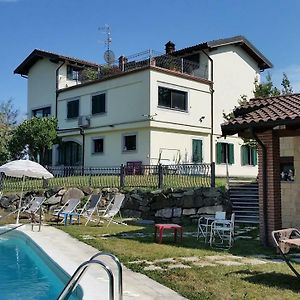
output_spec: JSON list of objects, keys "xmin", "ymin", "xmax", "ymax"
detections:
[{"xmin": 19, "ymin": 225, "xmax": 186, "ymax": 300}]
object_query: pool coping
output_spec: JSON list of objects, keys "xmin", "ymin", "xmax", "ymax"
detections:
[{"xmin": 18, "ymin": 224, "xmax": 186, "ymax": 300}]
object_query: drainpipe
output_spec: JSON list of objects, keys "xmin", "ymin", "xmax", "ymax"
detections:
[
  {"xmin": 55, "ymin": 61, "xmax": 65, "ymax": 119},
  {"xmin": 79, "ymin": 127, "xmax": 85, "ymax": 169},
  {"xmin": 201, "ymin": 50, "xmax": 214, "ymax": 164},
  {"xmin": 251, "ymin": 128, "xmax": 268, "ymax": 246}
]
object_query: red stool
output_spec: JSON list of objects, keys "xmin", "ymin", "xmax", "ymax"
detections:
[{"xmin": 154, "ymin": 223, "xmax": 183, "ymax": 244}]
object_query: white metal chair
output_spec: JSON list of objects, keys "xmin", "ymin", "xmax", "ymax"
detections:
[
  {"xmin": 210, "ymin": 213, "xmax": 235, "ymax": 249},
  {"xmin": 197, "ymin": 211, "xmax": 226, "ymax": 243},
  {"xmin": 24, "ymin": 196, "xmax": 45, "ymax": 214},
  {"xmin": 98, "ymin": 193, "xmax": 126, "ymax": 227},
  {"xmin": 53, "ymin": 198, "xmax": 81, "ymax": 224},
  {"xmin": 79, "ymin": 194, "xmax": 102, "ymax": 226}
]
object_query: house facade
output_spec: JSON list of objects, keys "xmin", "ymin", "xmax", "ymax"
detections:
[{"xmin": 14, "ymin": 36, "xmax": 272, "ymax": 177}]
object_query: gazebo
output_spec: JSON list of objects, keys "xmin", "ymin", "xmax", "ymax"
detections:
[{"xmin": 221, "ymin": 93, "xmax": 300, "ymax": 246}]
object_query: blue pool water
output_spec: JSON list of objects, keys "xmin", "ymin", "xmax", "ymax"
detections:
[{"xmin": 0, "ymin": 229, "xmax": 83, "ymax": 300}]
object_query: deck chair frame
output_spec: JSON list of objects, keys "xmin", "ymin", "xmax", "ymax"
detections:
[
  {"xmin": 53, "ymin": 198, "xmax": 80, "ymax": 224},
  {"xmin": 98, "ymin": 193, "xmax": 126, "ymax": 227},
  {"xmin": 272, "ymin": 228, "xmax": 300, "ymax": 279},
  {"xmin": 79, "ymin": 194, "xmax": 102, "ymax": 226}
]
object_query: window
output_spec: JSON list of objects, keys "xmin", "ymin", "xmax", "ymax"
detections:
[
  {"xmin": 67, "ymin": 65, "xmax": 81, "ymax": 81},
  {"xmin": 216, "ymin": 142, "xmax": 234, "ymax": 164},
  {"xmin": 123, "ymin": 134, "xmax": 136, "ymax": 151},
  {"xmin": 92, "ymin": 93, "xmax": 106, "ymax": 114},
  {"xmin": 67, "ymin": 99, "xmax": 79, "ymax": 119},
  {"xmin": 93, "ymin": 138, "xmax": 104, "ymax": 154},
  {"xmin": 158, "ymin": 87, "xmax": 187, "ymax": 111},
  {"xmin": 280, "ymin": 156, "xmax": 294, "ymax": 181},
  {"xmin": 32, "ymin": 106, "xmax": 51, "ymax": 117},
  {"xmin": 241, "ymin": 145, "xmax": 257, "ymax": 166},
  {"xmin": 192, "ymin": 139, "xmax": 203, "ymax": 163}
]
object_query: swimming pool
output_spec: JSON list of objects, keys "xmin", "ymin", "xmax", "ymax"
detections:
[{"xmin": 0, "ymin": 228, "xmax": 83, "ymax": 300}]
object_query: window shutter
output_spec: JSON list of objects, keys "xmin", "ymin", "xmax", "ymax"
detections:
[
  {"xmin": 241, "ymin": 145, "xmax": 247, "ymax": 166},
  {"xmin": 252, "ymin": 148, "xmax": 258, "ymax": 166},
  {"xmin": 192, "ymin": 140, "xmax": 203, "ymax": 163},
  {"xmin": 228, "ymin": 144, "xmax": 234, "ymax": 164},
  {"xmin": 216, "ymin": 143, "xmax": 222, "ymax": 164}
]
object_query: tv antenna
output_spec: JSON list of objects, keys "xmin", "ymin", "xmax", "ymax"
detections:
[{"xmin": 98, "ymin": 24, "xmax": 115, "ymax": 65}]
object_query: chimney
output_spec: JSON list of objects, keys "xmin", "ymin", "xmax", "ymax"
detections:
[{"xmin": 165, "ymin": 41, "xmax": 175, "ymax": 54}]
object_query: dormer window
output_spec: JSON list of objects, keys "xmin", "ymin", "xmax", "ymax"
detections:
[{"xmin": 67, "ymin": 65, "xmax": 81, "ymax": 81}]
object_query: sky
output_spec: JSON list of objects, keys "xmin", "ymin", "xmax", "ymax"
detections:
[{"xmin": 1, "ymin": 0, "xmax": 300, "ymax": 119}]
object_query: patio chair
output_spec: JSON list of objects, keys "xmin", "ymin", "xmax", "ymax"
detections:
[
  {"xmin": 53, "ymin": 198, "xmax": 81, "ymax": 225},
  {"xmin": 24, "ymin": 196, "xmax": 45, "ymax": 214},
  {"xmin": 98, "ymin": 193, "xmax": 126, "ymax": 227},
  {"xmin": 272, "ymin": 228, "xmax": 300, "ymax": 279},
  {"xmin": 79, "ymin": 194, "xmax": 102, "ymax": 226},
  {"xmin": 209, "ymin": 213, "xmax": 235, "ymax": 249},
  {"xmin": 197, "ymin": 211, "xmax": 226, "ymax": 243}
]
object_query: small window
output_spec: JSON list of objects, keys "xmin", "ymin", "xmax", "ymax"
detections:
[
  {"xmin": 92, "ymin": 94, "xmax": 106, "ymax": 114},
  {"xmin": 241, "ymin": 145, "xmax": 257, "ymax": 166},
  {"xmin": 192, "ymin": 139, "xmax": 203, "ymax": 163},
  {"xmin": 93, "ymin": 138, "xmax": 104, "ymax": 154},
  {"xmin": 67, "ymin": 65, "xmax": 81, "ymax": 80},
  {"xmin": 123, "ymin": 134, "xmax": 136, "ymax": 151},
  {"xmin": 32, "ymin": 106, "xmax": 51, "ymax": 117},
  {"xmin": 158, "ymin": 87, "xmax": 187, "ymax": 111},
  {"xmin": 67, "ymin": 99, "xmax": 79, "ymax": 119},
  {"xmin": 216, "ymin": 142, "xmax": 234, "ymax": 164}
]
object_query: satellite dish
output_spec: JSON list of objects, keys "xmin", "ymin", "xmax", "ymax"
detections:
[{"xmin": 104, "ymin": 50, "xmax": 115, "ymax": 64}]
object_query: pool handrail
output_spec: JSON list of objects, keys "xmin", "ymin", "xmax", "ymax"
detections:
[{"xmin": 57, "ymin": 259, "xmax": 114, "ymax": 300}]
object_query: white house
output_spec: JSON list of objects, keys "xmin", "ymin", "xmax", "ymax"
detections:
[{"xmin": 14, "ymin": 36, "xmax": 272, "ymax": 177}]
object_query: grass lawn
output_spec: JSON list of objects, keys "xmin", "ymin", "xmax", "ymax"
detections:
[{"xmin": 56, "ymin": 222, "xmax": 300, "ymax": 300}]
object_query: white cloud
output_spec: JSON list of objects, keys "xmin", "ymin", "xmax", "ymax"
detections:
[{"xmin": 265, "ymin": 65, "xmax": 300, "ymax": 93}]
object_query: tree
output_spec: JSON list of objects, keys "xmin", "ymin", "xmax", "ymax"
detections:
[
  {"xmin": 9, "ymin": 117, "xmax": 58, "ymax": 165},
  {"xmin": 0, "ymin": 98, "xmax": 19, "ymax": 164},
  {"xmin": 281, "ymin": 72, "xmax": 293, "ymax": 95}
]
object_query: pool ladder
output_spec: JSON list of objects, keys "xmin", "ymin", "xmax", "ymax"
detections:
[{"xmin": 57, "ymin": 252, "xmax": 123, "ymax": 300}]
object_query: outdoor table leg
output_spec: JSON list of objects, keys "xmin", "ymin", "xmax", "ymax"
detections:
[
  {"xmin": 159, "ymin": 227, "xmax": 163, "ymax": 243},
  {"xmin": 63, "ymin": 214, "xmax": 68, "ymax": 226},
  {"xmin": 69, "ymin": 214, "xmax": 73, "ymax": 224},
  {"xmin": 174, "ymin": 228, "xmax": 177, "ymax": 242}
]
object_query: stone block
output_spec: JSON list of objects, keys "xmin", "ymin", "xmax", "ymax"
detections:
[
  {"xmin": 197, "ymin": 205, "xmax": 224, "ymax": 215},
  {"xmin": 182, "ymin": 208, "xmax": 196, "ymax": 215},
  {"xmin": 182, "ymin": 196, "xmax": 194, "ymax": 208},
  {"xmin": 61, "ymin": 187, "xmax": 84, "ymax": 204},
  {"xmin": 122, "ymin": 209, "xmax": 142, "ymax": 218},
  {"xmin": 155, "ymin": 208, "xmax": 173, "ymax": 218},
  {"xmin": 173, "ymin": 207, "xmax": 182, "ymax": 217}
]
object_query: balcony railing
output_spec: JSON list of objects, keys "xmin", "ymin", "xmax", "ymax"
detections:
[{"xmin": 79, "ymin": 50, "xmax": 209, "ymax": 83}]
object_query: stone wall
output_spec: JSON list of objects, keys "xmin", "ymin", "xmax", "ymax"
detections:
[
  {"xmin": 0, "ymin": 186, "xmax": 230, "ymax": 224},
  {"xmin": 122, "ymin": 187, "xmax": 231, "ymax": 224}
]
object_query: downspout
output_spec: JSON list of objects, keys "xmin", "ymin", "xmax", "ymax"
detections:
[
  {"xmin": 55, "ymin": 61, "xmax": 65, "ymax": 119},
  {"xmin": 79, "ymin": 128, "xmax": 85, "ymax": 168},
  {"xmin": 251, "ymin": 128, "xmax": 268, "ymax": 246},
  {"xmin": 201, "ymin": 50, "xmax": 214, "ymax": 164}
]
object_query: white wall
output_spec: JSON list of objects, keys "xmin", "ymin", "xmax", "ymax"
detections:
[
  {"xmin": 28, "ymin": 58, "xmax": 57, "ymax": 117},
  {"xmin": 150, "ymin": 130, "xmax": 210, "ymax": 165},
  {"xmin": 57, "ymin": 70, "xmax": 150, "ymax": 130},
  {"xmin": 149, "ymin": 70, "xmax": 211, "ymax": 130}
]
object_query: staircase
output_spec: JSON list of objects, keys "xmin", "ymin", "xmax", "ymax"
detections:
[{"xmin": 229, "ymin": 180, "xmax": 259, "ymax": 224}]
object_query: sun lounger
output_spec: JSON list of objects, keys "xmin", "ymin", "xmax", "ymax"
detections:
[
  {"xmin": 79, "ymin": 194, "xmax": 102, "ymax": 226},
  {"xmin": 53, "ymin": 198, "xmax": 80, "ymax": 225},
  {"xmin": 98, "ymin": 193, "xmax": 126, "ymax": 227},
  {"xmin": 272, "ymin": 228, "xmax": 300, "ymax": 278}
]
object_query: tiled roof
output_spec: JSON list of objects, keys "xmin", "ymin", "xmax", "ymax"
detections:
[
  {"xmin": 14, "ymin": 49, "xmax": 100, "ymax": 75},
  {"xmin": 221, "ymin": 93, "xmax": 300, "ymax": 135},
  {"xmin": 172, "ymin": 35, "xmax": 273, "ymax": 70}
]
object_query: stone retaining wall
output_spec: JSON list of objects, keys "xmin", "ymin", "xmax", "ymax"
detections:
[{"xmin": 0, "ymin": 186, "xmax": 230, "ymax": 224}]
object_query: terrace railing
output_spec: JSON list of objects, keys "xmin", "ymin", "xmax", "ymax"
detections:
[{"xmin": 0, "ymin": 163, "xmax": 215, "ymax": 192}]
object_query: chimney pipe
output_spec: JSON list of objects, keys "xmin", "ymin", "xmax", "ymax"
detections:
[{"xmin": 165, "ymin": 41, "xmax": 175, "ymax": 54}]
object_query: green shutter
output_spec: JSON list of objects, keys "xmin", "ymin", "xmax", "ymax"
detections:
[
  {"xmin": 241, "ymin": 145, "xmax": 247, "ymax": 166},
  {"xmin": 228, "ymin": 144, "xmax": 234, "ymax": 164},
  {"xmin": 252, "ymin": 148, "xmax": 258, "ymax": 166},
  {"xmin": 192, "ymin": 139, "xmax": 203, "ymax": 163},
  {"xmin": 216, "ymin": 143, "xmax": 222, "ymax": 164}
]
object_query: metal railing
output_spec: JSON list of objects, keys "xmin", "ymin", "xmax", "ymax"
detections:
[
  {"xmin": 79, "ymin": 49, "xmax": 208, "ymax": 82},
  {"xmin": 57, "ymin": 252, "xmax": 122, "ymax": 300},
  {"xmin": 0, "ymin": 163, "xmax": 215, "ymax": 192}
]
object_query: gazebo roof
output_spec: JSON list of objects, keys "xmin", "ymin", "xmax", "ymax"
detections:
[{"xmin": 221, "ymin": 93, "xmax": 300, "ymax": 136}]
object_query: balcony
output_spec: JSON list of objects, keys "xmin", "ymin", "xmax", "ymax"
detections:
[{"xmin": 79, "ymin": 50, "xmax": 209, "ymax": 83}]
